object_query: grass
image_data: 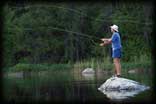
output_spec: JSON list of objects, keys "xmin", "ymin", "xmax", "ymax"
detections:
[
  {"xmin": 3, "ymin": 63, "xmax": 73, "ymax": 72},
  {"xmin": 3, "ymin": 54, "xmax": 152, "ymax": 72},
  {"xmin": 74, "ymin": 56, "xmax": 113, "ymax": 69},
  {"xmin": 121, "ymin": 61, "xmax": 151, "ymax": 70},
  {"xmin": 74, "ymin": 60, "xmax": 151, "ymax": 71},
  {"xmin": 73, "ymin": 54, "xmax": 152, "ymax": 71}
]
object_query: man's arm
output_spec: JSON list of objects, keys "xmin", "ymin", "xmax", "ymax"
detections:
[
  {"xmin": 101, "ymin": 38, "xmax": 111, "ymax": 41},
  {"xmin": 101, "ymin": 38, "xmax": 112, "ymax": 42},
  {"xmin": 100, "ymin": 39, "xmax": 112, "ymax": 46},
  {"xmin": 101, "ymin": 38, "xmax": 112, "ymax": 44}
]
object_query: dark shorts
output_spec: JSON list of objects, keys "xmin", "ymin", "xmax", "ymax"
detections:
[{"xmin": 112, "ymin": 49, "xmax": 122, "ymax": 58}]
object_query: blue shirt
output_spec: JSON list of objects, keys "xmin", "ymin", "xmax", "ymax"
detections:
[{"xmin": 111, "ymin": 32, "xmax": 122, "ymax": 50}]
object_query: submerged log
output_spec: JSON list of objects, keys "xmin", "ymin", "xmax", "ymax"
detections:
[{"xmin": 98, "ymin": 77, "xmax": 150, "ymax": 100}]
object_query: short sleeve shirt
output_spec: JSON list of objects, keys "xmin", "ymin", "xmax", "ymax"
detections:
[{"xmin": 111, "ymin": 32, "xmax": 122, "ymax": 50}]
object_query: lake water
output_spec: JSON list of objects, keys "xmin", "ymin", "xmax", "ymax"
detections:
[{"xmin": 3, "ymin": 67, "xmax": 154, "ymax": 103}]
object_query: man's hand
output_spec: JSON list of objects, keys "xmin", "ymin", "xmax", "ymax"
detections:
[
  {"xmin": 100, "ymin": 43, "xmax": 105, "ymax": 46},
  {"xmin": 101, "ymin": 38, "xmax": 107, "ymax": 41},
  {"xmin": 100, "ymin": 38, "xmax": 111, "ymax": 46}
]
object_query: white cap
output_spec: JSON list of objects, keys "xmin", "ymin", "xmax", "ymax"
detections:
[{"xmin": 110, "ymin": 24, "xmax": 119, "ymax": 32}]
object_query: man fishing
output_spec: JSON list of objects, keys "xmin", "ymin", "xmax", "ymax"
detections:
[{"xmin": 100, "ymin": 24, "xmax": 122, "ymax": 77}]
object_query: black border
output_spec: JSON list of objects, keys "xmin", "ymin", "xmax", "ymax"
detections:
[{"xmin": 0, "ymin": 0, "xmax": 156, "ymax": 104}]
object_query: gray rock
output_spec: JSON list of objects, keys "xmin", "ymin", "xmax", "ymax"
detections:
[
  {"xmin": 82, "ymin": 68, "xmax": 95, "ymax": 74},
  {"xmin": 98, "ymin": 77, "xmax": 150, "ymax": 100}
]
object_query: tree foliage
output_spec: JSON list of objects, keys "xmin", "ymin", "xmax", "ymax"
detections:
[{"xmin": 2, "ymin": 2, "xmax": 153, "ymax": 67}]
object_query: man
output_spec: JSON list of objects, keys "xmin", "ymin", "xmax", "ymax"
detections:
[{"xmin": 100, "ymin": 24, "xmax": 122, "ymax": 77}]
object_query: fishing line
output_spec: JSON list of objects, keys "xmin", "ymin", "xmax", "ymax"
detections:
[
  {"xmin": 48, "ymin": 5, "xmax": 152, "ymax": 25},
  {"xmin": 46, "ymin": 26, "xmax": 101, "ymax": 46},
  {"xmin": 10, "ymin": 5, "xmax": 153, "ymax": 25}
]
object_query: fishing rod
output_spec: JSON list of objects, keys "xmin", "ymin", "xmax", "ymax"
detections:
[{"xmin": 24, "ymin": 26, "xmax": 102, "ymax": 46}]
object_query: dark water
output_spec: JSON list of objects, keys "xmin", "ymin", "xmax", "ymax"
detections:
[{"xmin": 3, "ymin": 67, "xmax": 154, "ymax": 103}]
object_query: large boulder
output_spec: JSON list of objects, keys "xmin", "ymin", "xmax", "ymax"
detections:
[{"xmin": 98, "ymin": 77, "xmax": 150, "ymax": 100}]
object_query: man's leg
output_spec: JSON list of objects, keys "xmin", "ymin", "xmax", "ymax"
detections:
[
  {"xmin": 113, "ymin": 58, "xmax": 121, "ymax": 76},
  {"xmin": 116, "ymin": 58, "xmax": 121, "ymax": 76},
  {"xmin": 113, "ymin": 58, "xmax": 117, "ymax": 75}
]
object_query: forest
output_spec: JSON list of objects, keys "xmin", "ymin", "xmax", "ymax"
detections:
[{"xmin": 2, "ymin": 1, "xmax": 153, "ymax": 70}]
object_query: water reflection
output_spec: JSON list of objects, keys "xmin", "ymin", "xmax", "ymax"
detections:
[
  {"xmin": 82, "ymin": 73, "xmax": 95, "ymax": 80},
  {"xmin": 3, "ymin": 67, "xmax": 153, "ymax": 103},
  {"xmin": 5, "ymin": 71, "xmax": 34, "ymax": 78},
  {"xmin": 99, "ymin": 89, "xmax": 149, "ymax": 101}
]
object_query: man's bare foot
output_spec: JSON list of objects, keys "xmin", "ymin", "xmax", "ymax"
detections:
[{"xmin": 117, "ymin": 75, "xmax": 121, "ymax": 77}]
